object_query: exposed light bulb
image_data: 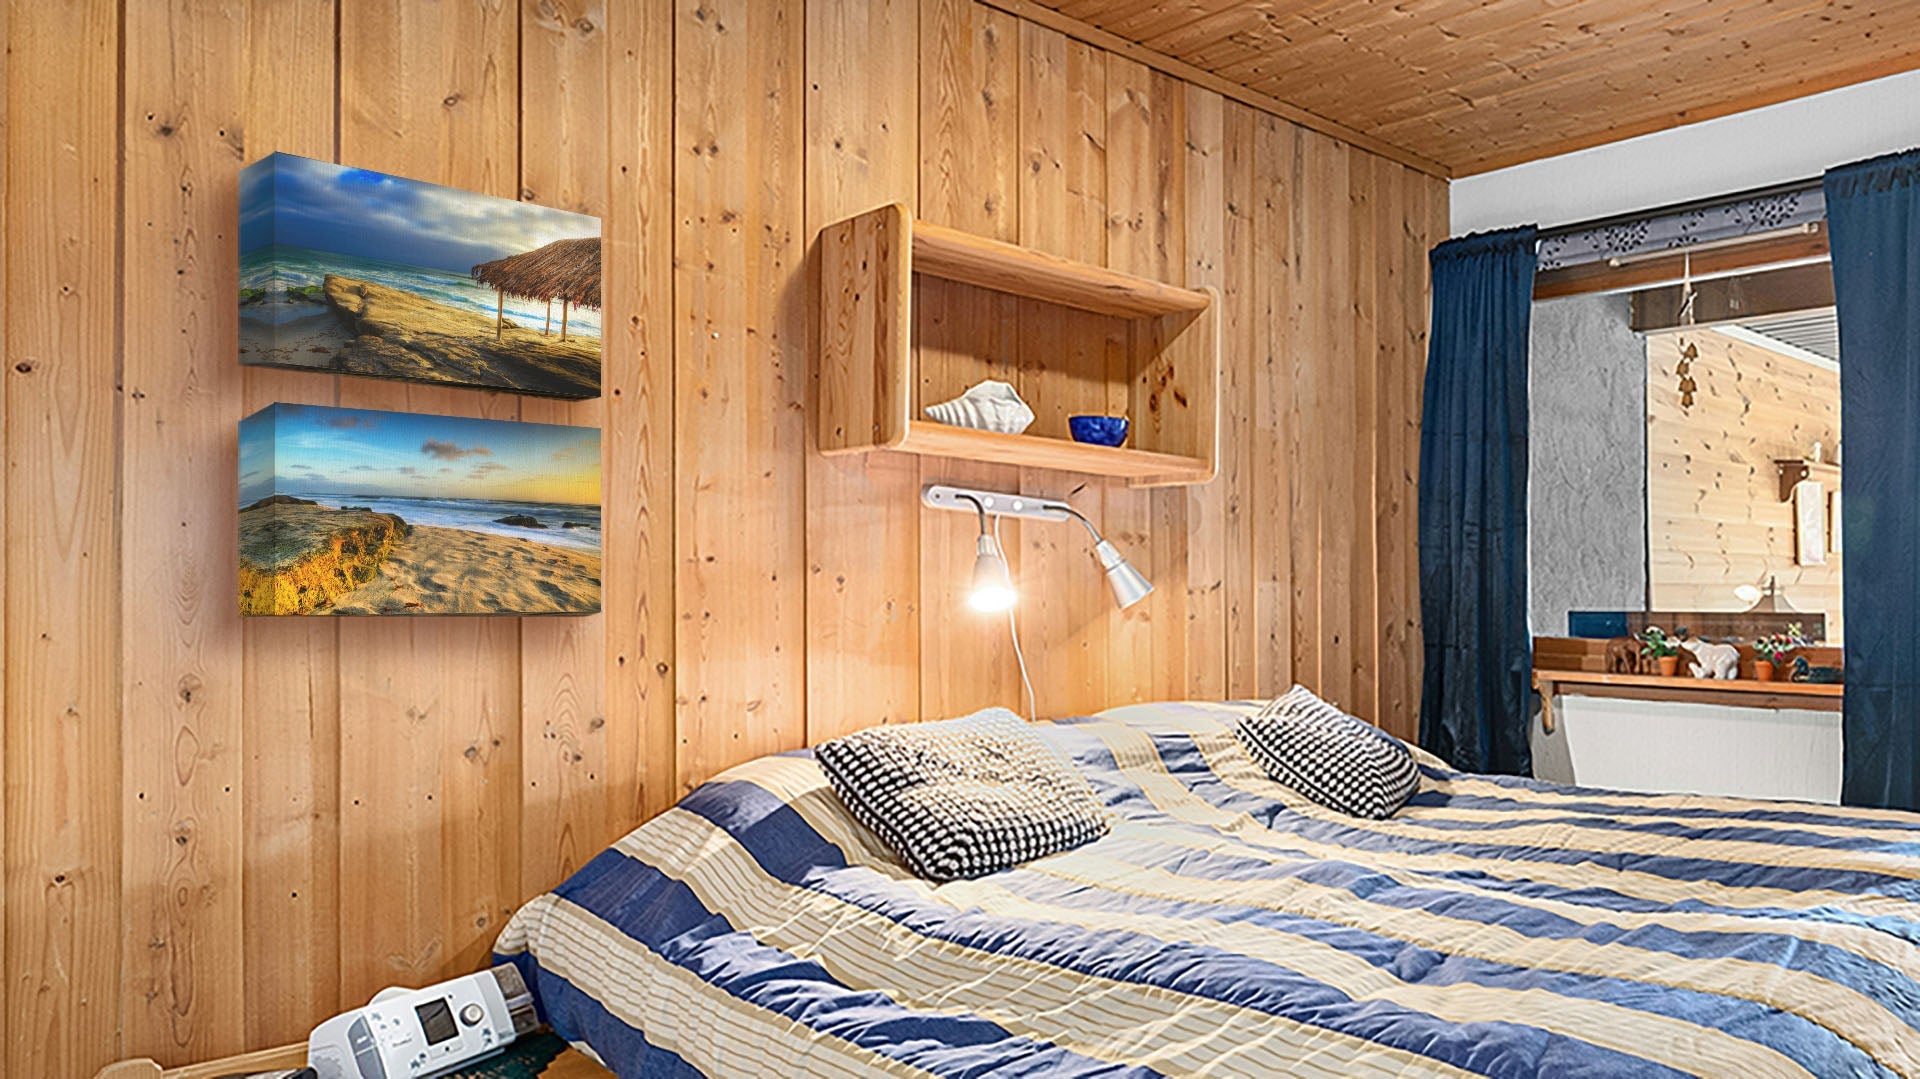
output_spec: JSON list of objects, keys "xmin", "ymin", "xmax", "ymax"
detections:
[
  {"xmin": 968, "ymin": 584, "xmax": 1018, "ymax": 613},
  {"xmin": 967, "ymin": 534, "xmax": 1017, "ymax": 612}
]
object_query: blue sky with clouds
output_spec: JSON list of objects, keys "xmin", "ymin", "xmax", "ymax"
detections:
[
  {"xmin": 240, "ymin": 404, "xmax": 600, "ymax": 507},
  {"xmin": 240, "ymin": 152, "xmax": 598, "ymax": 272}
]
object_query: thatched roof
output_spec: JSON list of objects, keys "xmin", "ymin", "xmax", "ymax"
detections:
[{"xmin": 471, "ymin": 237, "xmax": 601, "ymax": 310}]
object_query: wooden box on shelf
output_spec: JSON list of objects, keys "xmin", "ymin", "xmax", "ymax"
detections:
[{"xmin": 818, "ymin": 202, "xmax": 1220, "ymax": 487}]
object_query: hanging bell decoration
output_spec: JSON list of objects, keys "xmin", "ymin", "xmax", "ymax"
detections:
[{"xmin": 1675, "ymin": 250, "xmax": 1699, "ymax": 411}]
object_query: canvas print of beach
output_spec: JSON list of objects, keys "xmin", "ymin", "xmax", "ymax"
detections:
[
  {"xmin": 239, "ymin": 152, "xmax": 602, "ymax": 398},
  {"xmin": 239, "ymin": 404, "xmax": 602, "ymax": 616}
]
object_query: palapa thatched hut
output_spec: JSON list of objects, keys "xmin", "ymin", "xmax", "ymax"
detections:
[{"xmin": 471, "ymin": 237, "xmax": 602, "ymax": 342}]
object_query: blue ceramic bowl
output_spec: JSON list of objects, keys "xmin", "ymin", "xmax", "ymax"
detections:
[{"xmin": 1068, "ymin": 415, "xmax": 1130, "ymax": 447}]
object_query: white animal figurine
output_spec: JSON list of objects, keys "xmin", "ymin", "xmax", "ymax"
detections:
[{"xmin": 1678, "ymin": 639, "xmax": 1740, "ymax": 680}]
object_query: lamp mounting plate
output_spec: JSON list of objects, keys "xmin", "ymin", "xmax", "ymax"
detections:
[{"xmin": 922, "ymin": 485, "xmax": 1072, "ymax": 523}]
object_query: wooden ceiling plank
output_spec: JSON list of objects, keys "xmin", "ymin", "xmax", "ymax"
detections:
[
  {"xmin": 1205, "ymin": 15, "xmax": 1541, "ymax": 112},
  {"xmin": 1245, "ymin": 0, "xmax": 1803, "ymax": 119},
  {"xmin": 1052, "ymin": 0, "xmax": 1193, "ymax": 33},
  {"xmin": 1457, "ymin": 50, "xmax": 1920, "ymax": 174},
  {"xmin": 1350, "ymin": 0, "xmax": 1838, "ymax": 121},
  {"xmin": 1410, "ymin": 0, "xmax": 1749, "ymax": 57},
  {"xmin": 1360, "ymin": 8, "xmax": 1916, "ymax": 164},
  {"xmin": 1203, "ymin": 0, "xmax": 1487, "ymax": 63},
  {"xmin": 975, "ymin": 0, "xmax": 1452, "ymax": 176},
  {"xmin": 1148, "ymin": 5, "xmax": 1396, "ymax": 83},
  {"xmin": 1101, "ymin": 0, "xmax": 1400, "ymax": 43},
  {"xmin": 1224, "ymin": 0, "xmax": 1549, "ymax": 72},
  {"xmin": 1126, "ymin": 0, "xmax": 1279, "ymax": 46},
  {"xmin": 1373, "ymin": 1, "xmax": 1912, "ymax": 145},
  {"xmin": 1030, "ymin": 0, "xmax": 1920, "ymax": 173},
  {"xmin": 1141, "ymin": 6, "xmax": 1286, "ymax": 61},
  {"xmin": 1280, "ymin": 0, "xmax": 1760, "ymax": 65}
]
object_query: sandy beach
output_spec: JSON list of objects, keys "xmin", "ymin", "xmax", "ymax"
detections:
[
  {"xmin": 239, "ymin": 304, "xmax": 353, "ymax": 367},
  {"xmin": 331, "ymin": 524, "xmax": 601, "ymax": 615},
  {"xmin": 240, "ymin": 500, "xmax": 601, "ymax": 615}
]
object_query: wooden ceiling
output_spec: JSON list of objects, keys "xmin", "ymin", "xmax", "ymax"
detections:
[{"xmin": 1025, "ymin": 0, "xmax": 1920, "ymax": 176}]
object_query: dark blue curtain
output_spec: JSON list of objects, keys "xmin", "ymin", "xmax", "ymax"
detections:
[
  {"xmin": 1827, "ymin": 149, "xmax": 1920, "ymax": 810},
  {"xmin": 1418, "ymin": 226, "xmax": 1538, "ymax": 775}
]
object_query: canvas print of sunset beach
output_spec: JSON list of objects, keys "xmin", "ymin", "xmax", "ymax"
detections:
[
  {"xmin": 239, "ymin": 152, "xmax": 602, "ymax": 398},
  {"xmin": 239, "ymin": 404, "xmax": 602, "ymax": 616}
]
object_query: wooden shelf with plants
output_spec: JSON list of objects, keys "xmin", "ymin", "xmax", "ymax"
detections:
[{"xmin": 817, "ymin": 202, "xmax": 1220, "ymax": 487}]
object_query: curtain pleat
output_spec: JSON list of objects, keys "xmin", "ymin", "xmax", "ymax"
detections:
[
  {"xmin": 1826, "ymin": 149, "xmax": 1920, "ymax": 810},
  {"xmin": 1418, "ymin": 226, "xmax": 1539, "ymax": 776}
]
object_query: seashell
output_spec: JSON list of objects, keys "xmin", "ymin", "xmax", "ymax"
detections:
[{"xmin": 923, "ymin": 379, "xmax": 1035, "ymax": 435}]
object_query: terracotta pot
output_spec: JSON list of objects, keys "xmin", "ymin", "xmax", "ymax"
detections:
[
  {"xmin": 1657, "ymin": 655, "xmax": 1680, "ymax": 677},
  {"xmin": 1755, "ymin": 660, "xmax": 1775, "ymax": 682}
]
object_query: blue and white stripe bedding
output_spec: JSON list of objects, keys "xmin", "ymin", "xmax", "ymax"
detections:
[{"xmin": 495, "ymin": 701, "xmax": 1920, "ymax": 1077}]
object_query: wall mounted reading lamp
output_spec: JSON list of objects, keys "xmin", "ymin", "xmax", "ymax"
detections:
[{"xmin": 922, "ymin": 484, "xmax": 1154, "ymax": 612}]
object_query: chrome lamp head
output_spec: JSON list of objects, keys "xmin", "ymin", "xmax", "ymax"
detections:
[{"xmin": 1092, "ymin": 539, "xmax": 1154, "ymax": 609}]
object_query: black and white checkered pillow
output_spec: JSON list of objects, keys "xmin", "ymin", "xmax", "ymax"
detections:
[
  {"xmin": 814, "ymin": 708, "xmax": 1110, "ymax": 881},
  {"xmin": 1234, "ymin": 686, "xmax": 1419, "ymax": 819}
]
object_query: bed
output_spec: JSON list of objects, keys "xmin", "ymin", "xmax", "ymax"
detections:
[{"xmin": 496, "ymin": 701, "xmax": 1920, "ymax": 1077}]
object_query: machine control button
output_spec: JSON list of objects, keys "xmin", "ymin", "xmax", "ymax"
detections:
[{"xmin": 460, "ymin": 1002, "xmax": 485, "ymax": 1026}]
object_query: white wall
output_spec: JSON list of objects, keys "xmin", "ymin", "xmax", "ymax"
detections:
[{"xmin": 1452, "ymin": 69, "xmax": 1920, "ymax": 236}]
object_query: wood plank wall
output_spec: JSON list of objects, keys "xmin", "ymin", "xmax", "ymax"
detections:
[
  {"xmin": 0, "ymin": 0, "xmax": 1443, "ymax": 1072},
  {"xmin": 1647, "ymin": 328, "xmax": 1843, "ymax": 640}
]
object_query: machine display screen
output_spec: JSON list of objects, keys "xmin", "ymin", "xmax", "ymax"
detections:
[{"xmin": 415, "ymin": 998, "xmax": 458, "ymax": 1045}]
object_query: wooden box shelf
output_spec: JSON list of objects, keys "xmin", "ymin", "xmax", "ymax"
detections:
[{"xmin": 818, "ymin": 202, "xmax": 1220, "ymax": 487}]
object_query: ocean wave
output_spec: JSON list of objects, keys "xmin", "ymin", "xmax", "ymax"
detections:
[{"xmin": 251, "ymin": 494, "xmax": 603, "ymax": 554}]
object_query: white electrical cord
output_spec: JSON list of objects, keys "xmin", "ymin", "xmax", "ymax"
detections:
[{"xmin": 995, "ymin": 513, "xmax": 1039, "ymax": 721}]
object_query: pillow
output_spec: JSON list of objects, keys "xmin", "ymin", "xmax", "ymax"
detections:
[
  {"xmin": 814, "ymin": 708, "xmax": 1110, "ymax": 881},
  {"xmin": 1234, "ymin": 686, "xmax": 1419, "ymax": 819}
]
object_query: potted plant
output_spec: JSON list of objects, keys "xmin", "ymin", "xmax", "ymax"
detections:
[
  {"xmin": 1638, "ymin": 626, "xmax": 1681, "ymax": 676},
  {"xmin": 1753, "ymin": 624, "xmax": 1806, "ymax": 682}
]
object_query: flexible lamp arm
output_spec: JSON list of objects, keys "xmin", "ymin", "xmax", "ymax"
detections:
[
  {"xmin": 1057, "ymin": 504, "xmax": 1106, "ymax": 544},
  {"xmin": 955, "ymin": 492, "xmax": 992, "ymax": 531}
]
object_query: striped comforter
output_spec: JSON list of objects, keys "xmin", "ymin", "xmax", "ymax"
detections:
[{"xmin": 495, "ymin": 701, "xmax": 1920, "ymax": 1078}]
